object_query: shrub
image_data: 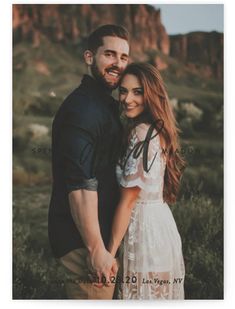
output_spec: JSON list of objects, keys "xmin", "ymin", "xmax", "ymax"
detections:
[
  {"xmin": 171, "ymin": 195, "xmax": 223, "ymax": 299},
  {"xmin": 13, "ymin": 204, "xmax": 67, "ymax": 299}
]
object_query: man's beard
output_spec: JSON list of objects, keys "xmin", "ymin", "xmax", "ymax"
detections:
[{"xmin": 91, "ymin": 61, "xmax": 121, "ymax": 90}]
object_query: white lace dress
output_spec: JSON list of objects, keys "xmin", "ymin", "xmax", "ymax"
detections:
[{"xmin": 116, "ymin": 123, "xmax": 185, "ymax": 300}]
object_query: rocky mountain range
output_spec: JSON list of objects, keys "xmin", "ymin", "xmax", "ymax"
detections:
[{"xmin": 13, "ymin": 4, "xmax": 223, "ymax": 79}]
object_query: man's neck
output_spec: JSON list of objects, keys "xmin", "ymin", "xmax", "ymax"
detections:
[{"xmin": 85, "ymin": 71, "xmax": 113, "ymax": 96}]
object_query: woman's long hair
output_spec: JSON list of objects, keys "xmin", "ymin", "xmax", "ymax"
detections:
[{"xmin": 119, "ymin": 62, "xmax": 185, "ymax": 204}]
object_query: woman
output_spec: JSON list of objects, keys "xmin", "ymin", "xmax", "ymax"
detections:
[{"xmin": 108, "ymin": 63, "xmax": 185, "ymax": 300}]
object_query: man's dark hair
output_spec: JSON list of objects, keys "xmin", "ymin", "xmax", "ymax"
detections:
[{"xmin": 87, "ymin": 24, "xmax": 129, "ymax": 54}]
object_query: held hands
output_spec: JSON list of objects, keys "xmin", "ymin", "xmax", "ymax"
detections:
[{"xmin": 86, "ymin": 246, "xmax": 118, "ymax": 287}]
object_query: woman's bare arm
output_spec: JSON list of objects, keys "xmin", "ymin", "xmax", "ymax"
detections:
[{"xmin": 108, "ymin": 186, "xmax": 140, "ymax": 257}]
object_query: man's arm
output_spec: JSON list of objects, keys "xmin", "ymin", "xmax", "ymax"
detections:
[
  {"xmin": 61, "ymin": 108, "xmax": 117, "ymax": 284},
  {"xmin": 69, "ymin": 189, "xmax": 115, "ymax": 284}
]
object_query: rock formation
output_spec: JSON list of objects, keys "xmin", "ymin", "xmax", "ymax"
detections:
[
  {"xmin": 170, "ymin": 31, "xmax": 223, "ymax": 79},
  {"xmin": 13, "ymin": 4, "xmax": 170, "ymax": 54},
  {"xmin": 13, "ymin": 4, "xmax": 223, "ymax": 79}
]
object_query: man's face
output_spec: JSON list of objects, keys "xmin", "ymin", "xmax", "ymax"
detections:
[{"xmin": 91, "ymin": 36, "xmax": 129, "ymax": 90}]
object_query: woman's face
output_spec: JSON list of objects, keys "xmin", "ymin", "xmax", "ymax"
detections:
[{"xmin": 119, "ymin": 74, "xmax": 145, "ymax": 118}]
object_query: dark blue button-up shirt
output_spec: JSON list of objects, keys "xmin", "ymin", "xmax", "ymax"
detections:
[{"xmin": 48, "ymin": 75, "xmax": 122, "ymax": 258}]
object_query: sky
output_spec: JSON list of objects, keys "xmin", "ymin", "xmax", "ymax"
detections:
[{"xmin": 154, "ymin": 4, "xmax": 224, "ymax": 35}]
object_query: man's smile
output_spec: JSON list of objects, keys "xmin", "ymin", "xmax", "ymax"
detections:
[{"xmin": 105, "ymin": 68, "xmax": 121, "ymax": 79}]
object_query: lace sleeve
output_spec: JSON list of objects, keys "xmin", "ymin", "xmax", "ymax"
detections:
[{"xmin": 120, "ymin": 123, "xmax": 165, "ymax": 192}]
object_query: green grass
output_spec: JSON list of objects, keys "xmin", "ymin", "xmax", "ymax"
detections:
[
  {"xmin": 13, "ymin": 185, "xmax": 223, "ymax": 299},
  {"xmin": 13, "ymin": 37, "xmax": 86, "ymax": 115},
  {"xmin": 13, "ymin": 186, "xmax": 67, "ymax": 299},
  {"xmin": 172, "ymin": 195, "xmax": 223, "ymax": 299}
]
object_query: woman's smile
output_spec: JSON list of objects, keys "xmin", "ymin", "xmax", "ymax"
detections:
[{"xmin": 119, "ymin": 74, "xmax": 145, "ymax": 118}]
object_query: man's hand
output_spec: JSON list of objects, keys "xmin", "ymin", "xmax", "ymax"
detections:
[
  {"xmin": 86, "ymin": 246, "xmax": 117, "ymax": 287},
  {"xmin": 68, "ymin": 190, "xmax": 119, "ymax": 287}
]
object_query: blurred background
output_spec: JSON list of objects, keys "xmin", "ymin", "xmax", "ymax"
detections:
[{"xmin": 13, "ymin": 4, "xmax": 223, "ymax": 299}]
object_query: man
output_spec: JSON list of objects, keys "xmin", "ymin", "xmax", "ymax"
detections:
[{"xmin": 48, "ymin": 24, "xmax": 130, "ymax": 299}]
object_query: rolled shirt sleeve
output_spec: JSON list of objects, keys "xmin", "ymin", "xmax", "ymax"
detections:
[{"xmin": 61, "ymin": 108, "xmax": 99, "ymax": 193}]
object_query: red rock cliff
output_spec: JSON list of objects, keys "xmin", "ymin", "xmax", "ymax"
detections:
[
  {"xmin": 13, "ymin": 4, "xmax": 223, "ymax": 79},
  {"xmin": 170, "ymin": 31, "xmax": 223, "ymax": 79},
  {"xmin": 13, "ymin": 4, "xmax": 170, "ymax": 55}
]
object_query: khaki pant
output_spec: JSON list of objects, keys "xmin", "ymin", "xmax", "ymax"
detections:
[{"xmin": 59, "ymin": 248, "xmax": 118, "ymax": 299}]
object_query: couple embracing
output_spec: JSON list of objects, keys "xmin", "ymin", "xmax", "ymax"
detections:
[{"xmin": 48, "ymin": 24, "xmax": 185, "ymax": 300}]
